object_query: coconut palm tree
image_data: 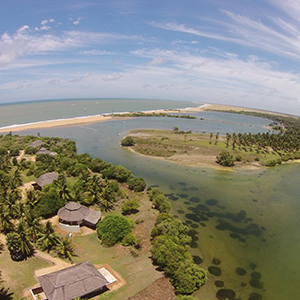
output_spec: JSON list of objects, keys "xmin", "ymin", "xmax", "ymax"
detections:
[
  {"xmin": 55, "ymin": 174, "xmax": 71, "ymax": 201},
  {"xmin": 226, "ymin": 133, "xmax": 231, "ymax": 148},
  {"xmin": 209, "ymin": 132, "xmax": 213, "ymax": 145},
  {"xmin": 25, "ymin": 210, "xmax": 43, "ymax": 243},
  {"xmin": 38, "ymin": 221, "xmax": 60, "ymax": 252},
  {"xmin": 26, "ymin": 189, "xmax": 41, "ymax": 208},
  {"xmin": 87, "ymin": 175, "xmax": 102, "ymax": 204},
  {"xmin": 0, "ymin": 204, "xmax": 15, "ymax": 233},
  {"xmin": 55, "ymin": 237, "xmax": 75, "ymax": 262},
  {"xmin": 16, "ymin": 221, "xmax": 33, "ymax": 257},
  {"xmin": 215, "ymin": 132, "xmax": 219, "ymax": 145},
  {"xmin": 10, "ymin": 168, "xmax": 22, "ymax": 190}
]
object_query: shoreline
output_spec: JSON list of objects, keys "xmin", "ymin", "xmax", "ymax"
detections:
[
  {"xmin": 0, "ymin": 105, "xmax": 206, "ymax": 133},
  {"xmin": 125, "ymin": 147, "xmax": 265, "ymax": 171}
]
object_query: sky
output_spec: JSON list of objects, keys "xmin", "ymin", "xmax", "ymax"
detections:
[{"xmin": 1, "ymin": 0, "xmax": 300, "ymax": 115}]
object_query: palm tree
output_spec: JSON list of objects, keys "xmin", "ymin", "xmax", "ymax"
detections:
[
  {"xmin": 54, "ymin": 175, "xmax": 71, "ymax": 201},
  {"xmin": 209, "ymin": 132, "xmax": 213, "ymax": 145},
  {"xmin": 10, "ymin": 168, "xmax": 22, "ymax": 190},
  {"xmin": 55, "ymin": 237, "xmax": 75, "ymax": 262},
  {"xmin": 26, "ymin": 189, "xmax": 40, "ymax": 208},
  {"xmin": 0, "ymin": 204, "xmax": 15, "ymax": 233},
  {"xmin": 87, "ymin": 175, "xmax": 102, "ymax": 204},
  {"xmin": 25, "ymin": 210, "xmax": 43, "ymax": 243},
  {"xmin": 38, "ymin": 221, "xmax": 60, "ymax": 252},
  {"xmin": 215, "ymin": 132, "xmax": 219, "ymax": 145},
  {"xmin": 226, "ymin": 133, "xmax": 231, "ymax": 148},
  {"xmin": 16, "ymin": 221, "xmax": 33, "ymax": 257}
]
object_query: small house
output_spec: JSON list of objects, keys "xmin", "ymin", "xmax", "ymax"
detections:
[
  {"xmin": 28, "ymin": 140, "xmax": 44, "ymax": 148},
  {"xmin": 36, "ymin": 147, "xmax": 57, "ymax": 156},
  {"xmin": 32, "ymin": 172, "xmax": 59, "ymax": 191},
  {"xmin": 58, "ymin": 202, "xmax": 101, "ymax": 233}
]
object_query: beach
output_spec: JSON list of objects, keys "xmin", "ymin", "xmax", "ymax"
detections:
[{"xmin": 0, "ymin": 105, "xmax": 206, "ymax": 133}]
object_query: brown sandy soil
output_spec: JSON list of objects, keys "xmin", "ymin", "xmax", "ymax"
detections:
[
  {"xmin": 198, "ymin": 103, "xmax": 288, "ymax": 116},
  {"xmin": 127, "ymin": 276, "xmax": 175, "ymax": 300}
]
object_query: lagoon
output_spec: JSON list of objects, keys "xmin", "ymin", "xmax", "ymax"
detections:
[{"xmin": 9, "ymin": 99, "xmax": 300, "ymax": 300}]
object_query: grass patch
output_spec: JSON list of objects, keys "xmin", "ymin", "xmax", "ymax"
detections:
[{"xmin": 0, "ymin": 245, "xmax": 51, "ymax": 299}]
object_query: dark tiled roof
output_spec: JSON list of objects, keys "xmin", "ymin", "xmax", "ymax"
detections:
[
  {"xmin": 38, "ymin": 260, "xmax": 109, "ymax": 300},
  {"xmin": 35, "ymin": 172, "xmax": 59, "ymax": 187},
  {"xmin": 36, "ymin": 147, "xmax": 57, "ymax": 156},
  {"xmin": 28, "ymin": 140, "xmax": 44, "ymax": 148},
  {"xmin": 84, "ymin": 210, "xmax": 101, "ymax": 226}
]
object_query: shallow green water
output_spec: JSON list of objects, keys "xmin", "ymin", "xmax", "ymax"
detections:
[{"xmin": 12, "ymin": 101, "xmax": 300, "ymax": 300}]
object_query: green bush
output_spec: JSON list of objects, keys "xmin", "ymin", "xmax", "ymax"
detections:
[
  {"xmin": 121, "ymin": 233, "xmax": 137, "ymax": 246},
  {"xmin": 97, "ymin": 215, "xmax": 134, "ymax": 246},
  {"xmin": 121, "ymin": 136, "xmax": 135, "ymax": 146},
  {"xmin": 122, "ymin": 200, "xmax": 140, "ymax": 215},
  {"xmin": 25, "ymin": 147, "xmax": 38, "ymax": 154},
  {"xmin": 216, "ymin": 151, "xmax": 235, "ymax": 167},
  {"xmin": 0, "ymin": 147, "xmax": 7, "ymax": 155},
  {"xmin": 35, "ymin": 187, "xmax": 66, "ymax": 217},
  {"xmin": 114, "ymin": 165, "xmax": 132, "ymax": 182},
  {"xmin": 128, "ymin": 177, "xmax": 146, "ymax": 192},
  {"xmin": 9, "ymin": 148, "xmax": 20, "ymax": 157},
  {"xmin": 176, "ymin": 296, "xmax": 198, "ymax": 300},
  {"xmin": 235, "ymin": 155, "xmax": 242, "ymax": 162},
  {"xmin": 153, "ymin": 194, "xmax": 171, "ymax": 213}
]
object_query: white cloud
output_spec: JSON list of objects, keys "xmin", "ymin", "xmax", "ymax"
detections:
[
  {"xmin": 49, "ymin": 19, "xmax": 55, "ymax": 23},
  {"xmin": 41, "ymin": 20, "xmax": 48, "ymax": 25},
  {"xmin": 80, "ymin": 49, "xmax": 114, "ymax": 55},
  {"xmin": 102, "ymin": 72, "xmax": 123, "ymax": 81},
  {"xmin": 40, "ymin": 25, "xmax": 51, "ymax": 31},
  {"xmin": 18, "ymin": 25, "xmax": 30, "ymax": 32},
  {"xmin": 68, "ymin": 72, "xmax": 91, "ymax": 83},
  {"xmin": 73, "ymin": 17, "xmax": 81, "ymax": 25},
  {"xmin": 147, "ymin": 57, "xmax": 166, "ymax": 66}
]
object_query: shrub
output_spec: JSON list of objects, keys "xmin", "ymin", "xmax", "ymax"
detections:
[
  {"xmin": 0, "ymin": 147, "xmax": 7, "ymax": 155},
  {"xmin": 153, "ymin": 194, "xmax": 171, "ymax": 213},
  {"xmin": 254, "ymin": 157, "xmax": 260, "ymax": 161},
  {"xmin": 121, "ymin": 136, "xmax": 135, "ymax": 146},
  {"xmin": 9, "ymin": 148, "xmax": 20, "ymax": 157},
  {"xmin": 97, "ymin": 215, "xmax": 134, "ymax": 246},
  {"xmin": 114, "ymin": 165, "xmax": 132, "ymax": 182},
  {"xmin": 176, "ymin": 296, "xmax": 198, "ymax": 300},
  {"xmin": 128, "ymin": 177, "xmax": 146, "ymax": 192},
  {"xmin": 25, "ymin": 147, "xmax": 38, "ymax": 155},
  {"xmin": 235, "ymin": 155, "xmax": 242, "ymax": 162},
  {"xmin": 122, "ymin": 200, "xmax": 140, "ymax": 215},
  {"xmin": 35, "ymin": 187, "xmax": 66, "ymax": 217},
  {"xmin": 121, "ymin": 233, "xmax": 137, "ymax": 246},
  {"xmin": 216, "ymin": 151, "xmax": 235, "ymax": 167}
]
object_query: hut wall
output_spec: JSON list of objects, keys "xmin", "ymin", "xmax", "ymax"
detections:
[{"xmin": 59, "ymin": 222, "xmax": 80, "ymax": 233}]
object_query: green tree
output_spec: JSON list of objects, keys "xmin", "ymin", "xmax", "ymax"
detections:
[
  {"xmin": 55, "ymin": 237, "xmax": 75, "ymax": 262},
  {"xmin": 121, "ymin": 136, "xmax": 135, "ymax": 147},
  {"xmin": 127, "ymin": 177, "xmax": 146, "ymax": 192},
  {"xmin": 16, "ymin": 221, "xmax": 33, "ymax": 257},
  {"xmin": 215, "ymin": 132, "xmax": 219, "ymax": 145},
  {"xmin": 97, "ymin": 215, "xmax": 134, "ymax": 246},
  {"xmin": 0, "ymin": 204, "xmax": 15, "ymax": 233},
  {"xmin": 122, "ymin": 200, "xmax": 140, "ymax": 215},
  {"xmin": 216, "ymin": 151, "xmax": 235, "ymax": 167},
  {"xmin": 114, "ymin": 166, "xmax": 132, "ymax": 183},
  {"xmin": 209, "ymin": 132, "xmax": 213, "ymax": 145},
  {"xmin": 38, "ymin": 221, "xmax": 60, "ymax": 252}
]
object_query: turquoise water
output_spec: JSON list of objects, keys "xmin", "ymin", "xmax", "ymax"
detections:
[{"xmin": 7, "ymin": 99, "xmax": 300, "ymax": 299}]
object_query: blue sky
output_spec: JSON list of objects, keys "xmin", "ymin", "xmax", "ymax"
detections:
[{"xmin": 1, "ymin": 0, "xmax": 300, "ymax": 115}]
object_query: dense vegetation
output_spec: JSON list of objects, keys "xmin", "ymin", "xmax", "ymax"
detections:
[
  {"xmin": 209, "ymin": 109, "xmax": 300, "ymax": 166},
  {"xmin": 113, "ymin": 111, "xmax": 197, "ymax": 119},
  {"xmin": 150, "ymin": 213, "xmax": 206, "ymax": 294},
  {"xmin": 97, "ymin": 215, "xmax": 136, "ymax": 246}
]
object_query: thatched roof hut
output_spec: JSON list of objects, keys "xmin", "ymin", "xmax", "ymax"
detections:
[
  {"xmin": 36, "ymin": 147, "xmax": 57, "ymax": 156},
  {"xmin": 32, "ymin": 172, "xmax": 59, "ymax": 190},
  {"xmin": 58, "ymin": 202, "xmax": 101, "ymax": 228},
  {"xmin": 28, "ymin": 140, "xmax": 44, "ymax": 148}
]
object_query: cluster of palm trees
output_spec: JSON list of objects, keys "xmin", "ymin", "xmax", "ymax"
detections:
[{"xmin": 54, "ymin": 174, "xmax": 118, "ymax": 211}]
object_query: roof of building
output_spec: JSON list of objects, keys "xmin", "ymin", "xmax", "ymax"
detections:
[
  {"xmin": 38, "ymin": 260, "xmax": 109, "ymax": 300},
  {"xmin": 36, "ymin": 147, "xmax": 57, "ymax": 156},
  {"xmin": 58, "ymin": 202, "xmax": 89, "ymax": 222},
  {"xmin": 35, "ymin": 172, "xmax": 59, "ymax": 187},
  {"xmin": 58, "ymin": 202, "xmax": 101, "ymax": 225},
  {"xmin": 28, "ymin": 140, "xmax": 44, "ymax": 148},
  {"xmin": 84, "ymin": 210, "xmax": 102, "ymax": 226}
]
